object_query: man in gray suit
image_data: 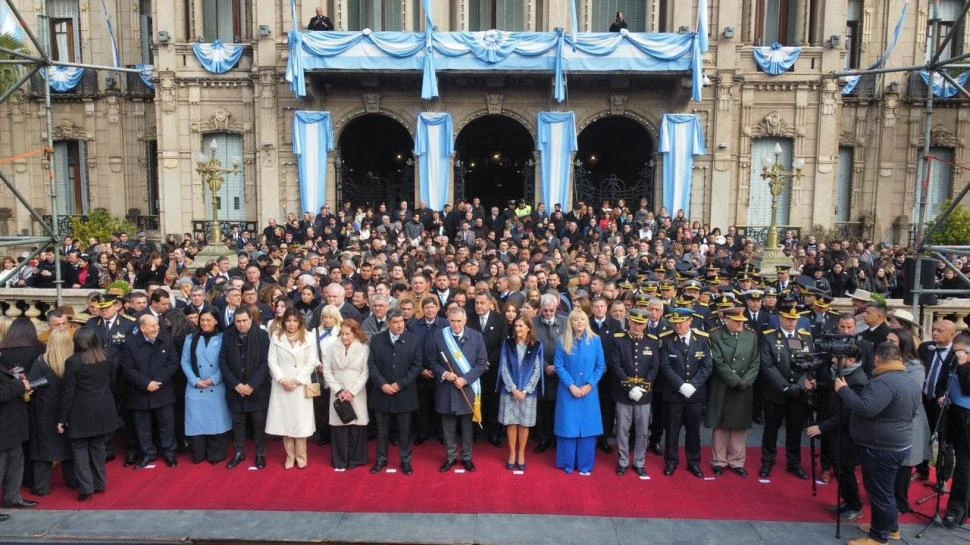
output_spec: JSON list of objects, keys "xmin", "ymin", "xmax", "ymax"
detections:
[
  {"xmin": 362, "ymin": 294, "xmax": 391, "ymax": 339},
  {"xmin": 430, "ymin": 307, "xmax": 488, "ymax": 472}
]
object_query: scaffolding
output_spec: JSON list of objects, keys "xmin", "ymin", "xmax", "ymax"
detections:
[{"xmin": 0, "ymin": 0, "xmax": 144, "ymax": 306}]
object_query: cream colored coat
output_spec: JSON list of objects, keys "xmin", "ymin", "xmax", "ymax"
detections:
[
  {"xmin": 265, "ymin": 332, "xmax": 318, "ymax": 438},
  {"xmin": 321, "ymin": 339, "xmax": 369, "ymax": 426}
]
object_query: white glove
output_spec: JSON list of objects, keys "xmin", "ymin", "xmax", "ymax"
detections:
[
  {"xmin": 628, "ymin": 386, "xmax": 644, "ymax": 402},
  {"xmin": 678, "ymin": 383, "xmax": 697, "ymax": 399}
]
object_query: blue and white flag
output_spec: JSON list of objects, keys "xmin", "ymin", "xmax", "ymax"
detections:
[
  {"xmin": 293, "ymin": 112, "xmax": 335, "ymax": 215},
  {"xmin": 193, "ymin": 40, "xmax": 244, "ymax": 74},
  {"xmin": 659, "ymin": 114, "xmax": 706, "ymax": 218},
  {"xmin": 696, "ymin": 0, "xmax": 709, "ymax": 52},
  {"xmin": 99, "ymin": 0, "xmax": 121, "ymax": 69},
  {"xmin": 43, "ymin": 66, "xmax": 85, "ymax": 92},
  {"xmin": 537, "ymin": 112, "xmax": 578, "ymax": 211},
  {"xmin": 414, "ymin": 113, "xmax": 454, "ymax": 210}
]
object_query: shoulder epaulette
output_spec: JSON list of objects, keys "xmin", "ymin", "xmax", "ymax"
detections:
[
  {"xmin": 614, "ymin": 332, "xmax": 627, "ymax": 338},
  {"xmin": 763, "ymin": 328, "xmax": 777, "ymax": 335},
  {"xmin": 646, "ymin": 333, "xmax": 658, "ymax": 340},
  {"xmin": 797, "ymin": 328, "xmax": 812, "ymax": 336},
  {"xmin": 120, "ymin": 314, "xmax": 135, "ymax": 321},
  {"xmin": 659, "ymin": 330, "xmax": 674, "ymax": 338},
  {"xmin": 692, "ymin": 328, "xmax": 709, "ymax": 337}
]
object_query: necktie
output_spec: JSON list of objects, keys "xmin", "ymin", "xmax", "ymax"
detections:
[
  {"xmin": 925, "ymin": 350, "xmax": 945, "ymax": 396},
  {"xmin": 481, "ymin": 317, "xmax": 487, "ymax": 330},
  {"xmin": 454, "ymin": 334, "xmax": 462, "ymax": 343},
  {"xmin": 376, "ymin": 320, "xmax": 384, "ymax": 330},
  {"xmin": 680, "ymin": 336, "xmax": 688, "ymax": 348}
]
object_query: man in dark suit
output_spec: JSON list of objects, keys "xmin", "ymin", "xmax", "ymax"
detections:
[
  {"xmin": 467, "ymin": 293, "xmax": 508, "ymax": 447},
  {"xmin": 590, "ymin": 296, "xmax": 622, "ymax": 454},
  {"xmin": 119, "ymin": 315, "xmax": 180, "ymax": 468},
  {"xmin": 758, "ymin": 305, "xmax": 816, "ymax": 480},
  {"xmin": 430, "ymin": 307, "xmax": 488, "ymax": 472},
  {"xmin": 85, "ymin": 292, "xmax": 139, "ymax": 465},
  {"xmin": 915, "ymin": 318, "xmax": 957, "ymax": 482},
  {"xmin": 311, "ymin": 283, "xmax": 361, "ymax": 329},
  {"xmin": 407, "ymin": 296, "xmax": 449, "ymax": 445},
  {"xmin": 743, "ymin": 290, "xmax": 771, "ymax": 334},
  {"xmin": 533, "ymin": 294, "xmax": 567, "ymax": 453},
  {"xmin": 859, "ymin": 301, "xmax": 892, "ymax": 348},
  {"xmin": 0, "ymin": 364, "xmax": 37, "ymax": 513},
  {"xmin": 368, "ymin": 310, "xmax": 424, "ymax": 475},
  {"xmin": 658, "ymin": 309, "xmax": 712, "ymax": 478},
  {"xmin": 220, "ymin": 308, "xmax": 271, "ymax": 470}
]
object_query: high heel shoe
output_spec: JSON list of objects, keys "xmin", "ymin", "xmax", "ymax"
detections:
[
  {"xmin": 515, "ymin": 463, "xmax": 526, "ymax": 472},
  {"xmin": 506, "ymin": 462, "xmax": 516, "ymax": 470}
]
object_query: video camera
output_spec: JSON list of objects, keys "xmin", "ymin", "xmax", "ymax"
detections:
[{"xmin": 814, "ymin": 333, "xmax": 861, "ymax": 359}]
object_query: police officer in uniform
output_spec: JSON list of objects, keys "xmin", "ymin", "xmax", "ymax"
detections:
[
  {"xmin": 609, "ymin": 310, "xmax": 660, "ymax": 477},
  {"xmin": 85, "ymin": 290, "xmax": 138, "ymax": 465},
  {"xmin": 758, "ymin": 304, "xmax": 816, "ymax": 479},
  {"xmin": 659, "ymin": 308, "xmax": 712, "ymax": 478}
]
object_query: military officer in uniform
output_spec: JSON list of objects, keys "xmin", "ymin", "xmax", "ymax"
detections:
[
  {"xmin": 609, "ymin": 310, "xmax": 660, "ymax": 477},
  {"xmin": 85, "ymin": 290, "xmax": 138, "ymax": 465},
  {"xmin": 644, "ymin": 297, "xmax": 670, "ymax": 455},
  {"xmin": 808, "ymin": 293, "xmax": 839, "ymax": 338},
  {"xmin": 658, "ymin": 308, "xmax": 712, "ymax": 478},
  {"xmin": 758, "ymin": 304, "xmax": 816, "ymax": 479}
]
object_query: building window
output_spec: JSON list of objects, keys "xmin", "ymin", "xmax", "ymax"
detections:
[
  {"xmin": 845, "ymin": 0, "xmax": 861, "ymax": 69},
  {"xmin": 592, "ymin": 0, "xmax": 646, "ymax": 32},
  {"xmin": 52, "ymin": 141, "xmax": 89, "ymax": 217},
  {"xmin": 146, "ymin": 141, "xmax": 159, "ymax": 216},
  {"xmin": 46, "ymin": 0, "xmax": 80, "ymax": 62},
  {"xmin": 467, "ymin": 0, "xmax": 525, "ymax": 31},
  {"xmin": 348, "ymin": 0, "xmax": 403, "ymax": 31},
  {"xmin": 202, "ymin": 0, "xmax": 249, "ymax": 42},
  {"xmin": 923, "ymin": 147, "xmax": 954, "ymax": 221},
  {"xmin": 756, "ymin": 0, "xmax": 797, "ymax": 46},
  {"xmin": 836, "ymin": 147, "xmax": 854, "ymax": 222},
  {"xmin": 748, "ymin": 138, "xmax": 793, "ymax": 226},
  {"xmin": 202, "ymin": 134, "xmax": 246, "ymax": 221},
  {"xmin": 932, "ymin": 0, "xmax": 965, "ymax": 61},
  {"xmin": 139, "ymin": 0, "xmax": 153, "ymax": 64}
]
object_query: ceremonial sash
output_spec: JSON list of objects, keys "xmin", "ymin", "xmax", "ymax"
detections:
[{"xmin": 442, "ymin": 330, "xmax": 481, "ymax": 397}]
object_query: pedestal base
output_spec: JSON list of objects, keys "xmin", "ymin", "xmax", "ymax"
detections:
[
  {"xmin": 753, "ymin": 249, "xmax": 793, "ymax": 282},
  {"xmin": 194, "ymin": 243, "xmax": 237, "ymax": 266}
]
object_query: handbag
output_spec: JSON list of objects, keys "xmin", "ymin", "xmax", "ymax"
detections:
[
  {"xmin": 333, "ymin": 393, "xmax": 358, "ymax": 424},
  {"xmin": 304, "ymin": 369, "xmax": 322, "ymax": 398}
]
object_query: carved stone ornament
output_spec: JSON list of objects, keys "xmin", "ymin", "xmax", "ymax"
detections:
[
  {"xmin": 191, "ymin": 108, "xmax": 246, "ymax": 134},
  {"xmin": 716, "ymin": 75, "xmax": 733, "ymax": 112},
  {"xmin": 744, "ymin": 111, "xmax": 797, "ymax": 138},
  {"xmin": 820, "ymin": 79, "xmax": 838, "ymax": 116},
  {"xmin": 919, "ymin": 124, "xmax": 961, "ymax": 148},
  {"xmin": 839, "ymin": 129, "xmax": 857, "ymax": 147},
  {"xmin": 486, "ymin": 93, "xmax": 504, "ymax": 115},
  {"xmin": 609, "ymin": 95, "xmax": 627, "ymax": 116},
  {"xmin": 50, "ymin": 120, "xmax": 90, "ymax": 141},
  {"xmin": 159, "ymin": 74, "xmax": 176, "ymax": 113},
  {"xmin": 363, "ymin": 93, "xmax": 381, "ymax": 113}
]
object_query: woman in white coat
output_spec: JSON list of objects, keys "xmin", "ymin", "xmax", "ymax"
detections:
[
  {"xmin": 266, "ymin": 308, "xmax": 317, "ymax": 469},
  {"xmin": 321, "ymin": 319, "xmax": 369, "ymax": 470}
]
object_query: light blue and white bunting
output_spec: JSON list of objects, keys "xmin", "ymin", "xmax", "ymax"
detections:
[
  {"xmin": 414, "ymin": 113, "xmax": 454, "ymax": 210},
  {"xmin": 135, "ymin": 64, "xmax": 154, "ymax": 90},
  {"xmin": 843, "ymin": 1, "xmax": 909, "ymax": 95},
  {"xmin": 696, "ymin": 0, "xmax": 709, "ymax": 53},
  {"xmin": 0, "ymin": 1, "xmax": 23, "ymax": 42},
  {"xmin": 659, "ymin": 114, "xmax": 706, "ymax": 218},
  {"xmin": 193, "ymin": 40, "xmax": 244, "ymax": 74},
  {"xmin": 537, "ymin": 112, "xmax": 577, "ymax": 211},
  {"xmin": 753, "ymin": 43, "xmax": 801, "ymax": 75},
  {"xmin": 99, "ymin": 0, "xmax": 122, "ymax": 69},
  {"xmin": 919, "ymin": 70, "xmax": 970, "ymax": 99},
  {"xmin": 43, "ymin": 66, "xmax": 85, "ymax": 92},
  {"xmin": 293, "ymin": 111, "xmax": 335, "ymax": 215}
]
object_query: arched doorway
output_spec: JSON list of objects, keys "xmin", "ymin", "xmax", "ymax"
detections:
[
  {"xmin": 337, "ymin": 115, "xmax": 414, "ymax": 209},
  {"xmin": 575, "ymin": 116, "xmax": 655, "ymax": 209},
  {"xmin": 454, "ymin": 115, "xmax": 535, "ymax": 209}
]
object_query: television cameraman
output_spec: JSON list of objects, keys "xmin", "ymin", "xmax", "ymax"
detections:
[
  {"xmin": 806, "ymin": 341, "xmax": 868, "ymax": 522},
  {"xmin": 834, "ymin": 342, "xmax": 920, "ymax": 545},
  {"xmin": 0, "ymin": 362, "xmax": 41, "ymax": 521}
]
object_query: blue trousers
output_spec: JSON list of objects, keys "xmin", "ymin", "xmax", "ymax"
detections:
[
  {"xmin": 556, "ymin": 436, "xmax": 596, "ymax": 474},
  {"xmin": 859, "ymin": 445, "xmax": 910, "ymax": 544}
]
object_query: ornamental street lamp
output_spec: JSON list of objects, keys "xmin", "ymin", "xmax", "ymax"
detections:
[
  {"xmin": 195, "ymin": 139, "xmax": 241, "ymax": 244},
  {"xmin": 759, "ymin": 142, "xmax": 804, "ymax": 252}
]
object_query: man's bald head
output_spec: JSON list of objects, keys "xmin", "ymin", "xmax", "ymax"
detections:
[{"xmin": 932, "ymin": 319, "xmax": 957, "ymax": 346}]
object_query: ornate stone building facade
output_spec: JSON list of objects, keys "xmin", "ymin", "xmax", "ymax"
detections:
[{"xmin": 0, "ymin": 0, "xmax": 964, "ymax": 243}]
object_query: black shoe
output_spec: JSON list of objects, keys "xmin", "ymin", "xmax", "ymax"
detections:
[
  {"xmin": 732, "ymin": 467, "xmax": 749, "ymax": 478},
  {"xmin": 649, "ymin": 442, "xmax": 663, "ymax": 456},
  {"xmin": 758, "ymin": 464, "xmax": 772, "ymax": 479},
  {"xmin": 255, "ymin": 454, "xmax": 266, "ymax": 470},
  {"xmin": 123, "ymin": 454, "xmax": 137, "ymax": 467},
  {"xmin": 402, "ymin": 462, "xmax": 413, "ymax": 476},
  {"xmin": 663, "ymin": 465, "xmax": 676, "ymax": 476},
  {"xmin": 77, "ymin": 493, "xmax": 91, "ymax": 502},
  {"xmin": 135, "ymin": 456, "xmax": 157, "ymax": 469},
  {"xmin": 597, "ymin": 439, "xmax": 613, "ymax": 453},
  {"xmin": 616, "ymin": 465, "xmax": 628, "ymax": 476},
  {"xmin": 688, "ymin": 465, "xmax": 704, "ymax": 478},
  {"xmin": 534, "ymin": 440, "xmax": 551, "ymax": 454},
  {"xmin": 463, "ymin": 459, "xmax": 476, "ymax": 472},
  {"xmin": 506, "ymin": 462, "xmax": 516, "ymax": 470},
  {"xmin": 0, "ymin": 513, "xmax": 9, "ymax": 522},
  {"xmin": 712, "ymin": 466, "xmax": 724, "ymax": 476},
  {"xmin": 943, "ymin": 514, "xmax": 961, "ymax": 528},
  {"xmin": 634, "ymin": 466, "xmax": 648, "ymax": 478},
  {"xmin": 164, "ymin": 455, "xmax": 178, "ymax": 468},
  {"xmin": 3, "ymin": 500, "xmax": 37, "ymax": 509},
  {"xmin": 439, "ymin": 459, "xmax": 457, "ymax": 473},
  {"xmin": 839, "ymin": 509, "xmax": 863, "ymax": 522},
  {"xmin": 105, "ymin": 454, "xmax": 116, "ymax": 462},
  {"xmin": 787, "ymin": 466, "xmax": 809, "ymax": 480},
  {"xmin": 226, "ymin": 451, "xmax": 245, "ymax": 469},
  {"xmin": 315, "ymin": 437, "xmax": 330, "ymax": 446},
  {"xmin": 825, "ymin": 502, "xmax": 848, "ymax": 513},
  {"xmin": 370, "ymin": 459, "xmax": 388, "ymax": 474}
]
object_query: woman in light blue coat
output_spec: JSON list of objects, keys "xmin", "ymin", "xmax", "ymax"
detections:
[
  {"xmin": 554, "ymin": 308, "xmax": 605, "ymax": 475},
  {"xmin": 180, "ymin": 309, "xmax": 232, "ymax": 464}
]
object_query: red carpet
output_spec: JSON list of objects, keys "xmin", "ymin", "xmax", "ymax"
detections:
[{"xmin": 31, "ymin": 441, "xmax": 933, "ymax": 523}]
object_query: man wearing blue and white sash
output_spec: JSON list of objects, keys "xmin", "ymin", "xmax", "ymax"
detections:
[{"xmin": 430, "ymin": 306, "xmax": 488, "ymax": 473}]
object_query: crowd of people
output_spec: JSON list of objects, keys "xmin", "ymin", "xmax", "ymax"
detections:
[{"xmin": 0, "ymin": 197, "xmax": 968, "ymax": 545}]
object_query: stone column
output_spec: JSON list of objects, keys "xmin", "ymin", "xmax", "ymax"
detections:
[
  {"xmin": 255, "ymin": 2, "xmax": 281, "ymax": 227},
  {"xmin": 155, "ymin": 1, "xmax": 184, "ymax": 236}
]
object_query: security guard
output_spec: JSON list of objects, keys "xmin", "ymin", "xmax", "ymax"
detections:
[
  {"xmin": 609, "ymin": 310, "xmax": 660, "ymax": 477},
  {"xmin": 758, "ymin": 304, "xmax": 816, "ymax": 480},
  {"xmin": 659, "ymin": 308, "xmax": 713, "ymax": 478},
  {"xmin": 84, "ymin": 289, "xmax": 139, "ymax": 465}
]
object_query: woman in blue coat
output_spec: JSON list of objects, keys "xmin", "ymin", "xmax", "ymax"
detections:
[
  {"xmin": 554, "ymin": 308, "xmax": 606, "ymax": 475},
  {"xmin": 180, "ymin": 309, "xmax": 231, "ymax": 464}
]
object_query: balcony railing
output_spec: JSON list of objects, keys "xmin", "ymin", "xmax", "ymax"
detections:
[
  {"xmin": 734, "ymin": 225, "xmax": 802, "ymax": 248},
  {"xmin": 192, "ymin": 220, "xmax": 259, "ymax": 242},
  {"xmin": 40, "ymin": 214, "xmax": 84, "ymax": 239},
  {"xmin": 125, "ymin": 70, "xmax": 154, "ymax": 97}
]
